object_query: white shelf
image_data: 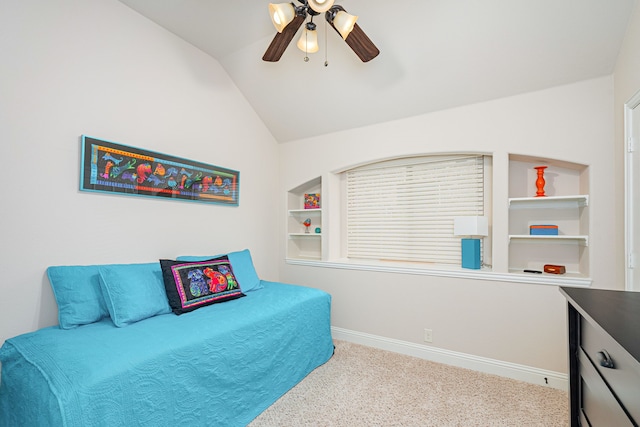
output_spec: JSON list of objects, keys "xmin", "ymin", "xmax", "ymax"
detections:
[
  {"xmin": 507, "ymin": 269, "xmax": 591, "ymax": 283},
  {"xmin": 508, "ymin": 195, "xmax": 588, "ymax": 209},
  {"xmin": 509, "ymin": 235, "xmax": 589, "ymax": 246},
  {"xmin": 289, "ymin": 233, "xmax": 322, "ymax": 237},
  {"xmin": 289, "ymin": 209, "xmax": 322, "ymax": 215}
]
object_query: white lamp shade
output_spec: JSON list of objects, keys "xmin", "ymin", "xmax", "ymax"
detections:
[
  {"xmin": 333, "ymin": 10, "xmax": 358, "ymax": 39},
  {"xmin": 453, "ymin": 216, "xmax": 489, "ymax": 237},
  {"xmin": 308, "ymin": 0, "xmax": 335, "ymax": 13},
  {"xmin": 297, "ymin": 28, "xmax": 319, "ymax": 53},
  {"xmin": 269, "ymin": 3, "xmax": 295, "ymax": 33}
]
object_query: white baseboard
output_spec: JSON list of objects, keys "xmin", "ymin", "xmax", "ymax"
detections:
[{"xmin": 331, "ymin": 326, "xmax": 568, "ymax": 391}]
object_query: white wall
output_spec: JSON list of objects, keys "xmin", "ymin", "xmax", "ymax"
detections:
[
  {"xmin": 0, "ymin": 0, "xmax": 279, "ymax": 346},
  {"xmin": 279, "ymin": 77, "xmax": 615, "ymax": 374}
]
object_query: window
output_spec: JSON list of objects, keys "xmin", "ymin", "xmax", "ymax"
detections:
[{"xmin": 345, "ymin": 155, "xmax": 489, "ymax": 265}]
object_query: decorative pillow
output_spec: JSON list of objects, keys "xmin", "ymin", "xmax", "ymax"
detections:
[
  {"xmin": 98, "ymin": 263, "xmax": 172, "ymax": 327},
  {"xmin": 160, "ymin": 256, "xmax": 245, "ymax": 315},
  {"xmin": 176, "ymin": 249, "xmax": 263, "ymax": 292},
  {"xmin": 47, "ymin": 265, "xmax": 109, "ymax": 329}
]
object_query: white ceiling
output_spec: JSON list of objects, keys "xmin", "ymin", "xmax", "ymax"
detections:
[{"xmin": 118, "ymin": 0, "xmax": 637, "ymax": 143}]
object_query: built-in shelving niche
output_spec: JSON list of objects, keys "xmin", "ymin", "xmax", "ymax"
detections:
[
  {"xmin": 287, "ymin": 177, "xmax": 322, "ymax": 260},
  {"xmin": 508, "ymin": 155, "xmax": 589, "ymax": 279}
]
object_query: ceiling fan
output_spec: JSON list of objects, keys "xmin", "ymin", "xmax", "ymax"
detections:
[{"xmin": 262, "ymin": 0, "xmax": 380, "ymax": 63}]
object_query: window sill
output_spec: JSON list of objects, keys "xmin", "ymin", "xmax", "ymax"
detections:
[{"xmin": 285, "ymin": 258, "xmax": 592, "ymax": 287}]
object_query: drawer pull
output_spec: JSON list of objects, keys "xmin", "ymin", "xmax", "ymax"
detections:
[{"xmin": 597, "ymin": 349, "xmax": 615, "ymax": 369}]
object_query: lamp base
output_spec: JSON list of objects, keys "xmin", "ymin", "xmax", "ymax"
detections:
[{"xmin": 461, "ymin": 238, "xmax": 481, "ymax": 269}]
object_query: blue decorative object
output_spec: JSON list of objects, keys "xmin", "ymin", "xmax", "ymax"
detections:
[
  {"xmin": 315, "ymin": 227, "xmax": 321, "ymax": 234},
  {"xmin": 461, "ymin": 238, "xmax": 481, "ymax": 269},
  {"xmin": 529, "ymin": 225, "xmax": 559, "ymax": 235}
]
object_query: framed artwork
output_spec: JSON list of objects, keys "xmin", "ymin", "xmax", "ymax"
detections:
[
  {"xmin": 80, "ymin": 136, "xmax": 239, "ymax": 206},
  {"xmin": 304, "ymin": 193, "xmax": 320, "ymax": 209}
]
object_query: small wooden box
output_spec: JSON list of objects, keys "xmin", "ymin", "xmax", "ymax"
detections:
[{"xmin": 544, "ymin": 264, "xmax": 566, "ymax": 274}]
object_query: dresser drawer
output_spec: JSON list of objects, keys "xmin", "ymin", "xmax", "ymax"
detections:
[
  {"xmin": 581, "ymin": 317, "xmax": 640, "ymax": 423},
  {"xmin": 579, "ymin": 349, "xmax": 634, "ymax": 426}
]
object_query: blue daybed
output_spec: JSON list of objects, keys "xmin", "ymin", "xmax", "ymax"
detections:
[{"xmin": 0, "ymin": 250, "xmax": 334, "ymax": 427}]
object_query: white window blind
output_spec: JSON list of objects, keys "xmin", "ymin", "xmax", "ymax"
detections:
[{"xmin": 346, "ymin": 155, "xmax": 485, "ymax": 264}]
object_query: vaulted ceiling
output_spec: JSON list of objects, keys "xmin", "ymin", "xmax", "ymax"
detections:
[{"xmin": 118, "ymin": 0, "xmax": 637, "ymax": 143}]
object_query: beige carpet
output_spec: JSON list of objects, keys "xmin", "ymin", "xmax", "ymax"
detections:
[{"xmin": 249, "ymin": 340, "xmax": 569, "ymax": 427}]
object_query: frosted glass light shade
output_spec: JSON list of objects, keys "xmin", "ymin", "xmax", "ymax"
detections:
[
  {"xmin": 297, "ymin": 28, "xmax": 319, "ymax": 53},
  {"xmin": 308, "ymin": 0, "xmax": 335, "ymax": 13},
  {"xmin": 333, "ymin": 10, "xmax": 358, "ymax": 39},
  {"xmin": 453, "ymin": 216, "xmax": 489, "ymax": 237},
  {"xmin": 269, "ymin": 3, "xmax": 295, "ymax": 33}
]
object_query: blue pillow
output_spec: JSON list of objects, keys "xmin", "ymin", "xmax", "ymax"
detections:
[
  {"xmin": 98, "ymin": 263, "xmax": 172, "ymax": 327},
  {"xmin": 47, "ymin": 265, "xmax": 110, "ymax": 329},
  {"xmin": 176, "ymin": 249, "xmax": 263, "ymax": 292}
]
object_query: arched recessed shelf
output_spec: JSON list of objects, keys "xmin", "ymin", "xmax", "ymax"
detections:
[
  {"xmin": 508, "ymin": 155, "xmax": 590, "ymax": 279},
  {"xmin": 287, "ymin": 177, "xmax": 322, "ymax": 260}
]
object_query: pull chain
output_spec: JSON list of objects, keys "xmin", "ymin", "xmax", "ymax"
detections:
[
  {"xmin": 304, "ymin": 26, "xmax": 309, "ymax": 62},
  {"xmin": 324, "ymin": 19, "xmax": 329, "ymax": 67}
]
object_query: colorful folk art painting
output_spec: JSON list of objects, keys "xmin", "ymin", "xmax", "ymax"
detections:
[
  {"xmin": 304, "ymin": 193, "xmax": 320, "ymax": 209},
  {"xmin": 80, "ymin": 136, "xmax": 239, "ymax": 206}
]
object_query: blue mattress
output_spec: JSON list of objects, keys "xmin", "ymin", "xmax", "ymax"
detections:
[{"xmin": 0, "ymin": 281, "xmax": 333, "ymax": 427}]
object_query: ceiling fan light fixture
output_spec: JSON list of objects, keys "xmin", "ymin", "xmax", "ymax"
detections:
[
  {"xmin": 297, "ymin": 26, "xmax": 319, "ymax": 53},
  {"xmin": 307, "ymin": 0, "xmax": 335, "ymax": 13},
  {"xmin": 269, "ymin": 3, "xmax": 296, "ymax": 33},
  {"xmin": 263, "ymin": 2, "xmax": 378, "ymax": 63},
  {"xmin": 333, "ymin": 10, "xmax": 358, "ymax": 39}
]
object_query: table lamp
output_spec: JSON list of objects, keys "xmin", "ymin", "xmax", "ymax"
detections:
[{"xmin": 453, "ymin": 216, "xmax": 489, "ymax": 269}]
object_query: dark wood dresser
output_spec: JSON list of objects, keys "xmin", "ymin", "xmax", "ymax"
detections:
[{"xmin": 560, "ymin": 287, "xmax": 640, "ymax": 426}]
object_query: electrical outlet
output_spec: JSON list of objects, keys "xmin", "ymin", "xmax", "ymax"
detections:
[{"xmin": 424, "ymin": 328, "xmax": 433, "ymax": 343}]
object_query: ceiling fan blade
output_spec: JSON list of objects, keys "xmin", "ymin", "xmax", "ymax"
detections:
[
  {"xmin": 343, "ymin": 23, "xmax": 380, "ymax": 62},
  {"xmin": 262, "ymin": 15, "xmax": 306, "ymax": 62}
]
